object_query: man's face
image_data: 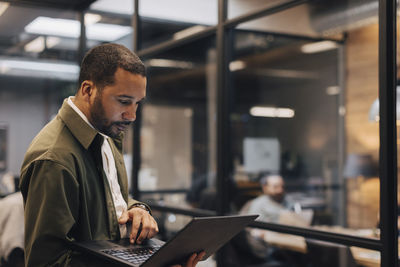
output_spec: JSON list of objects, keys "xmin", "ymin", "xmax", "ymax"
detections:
[
  {"xmin": 89, "ymin": 68, "xmax": 146, "ymax": 138},
  {"xmin": 263, "ymin": 175, "xmax": 285, "ymax": 203}
]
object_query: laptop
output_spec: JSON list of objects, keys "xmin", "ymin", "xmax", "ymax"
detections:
[
  {"xmin": 278, "ymin": 209, "xmax": 314, "ymax": 227},
  {"xmin": 71, "ymin": 214, "xmax": 258, "ymax": 267}
]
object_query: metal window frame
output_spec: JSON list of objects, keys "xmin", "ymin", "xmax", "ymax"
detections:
[
  {"xmin": 131, "ymin": 0, "xmax": 398, "ymax": 266},
  {"xmin": 379, "ymin": 0, "xmax": 398, "ymax": 266}
]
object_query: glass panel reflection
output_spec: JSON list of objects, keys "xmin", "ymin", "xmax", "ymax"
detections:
[
  {"xmin": 139, "ymin": 36, "xmax": 217, "ymax": 211},
  {"xmin": 230, "ymin": 0, "xmax": 380, "ymax": 240},
  {"xmin": 231, "ymin": 30, "xmax": 341, "ymax": 224}
]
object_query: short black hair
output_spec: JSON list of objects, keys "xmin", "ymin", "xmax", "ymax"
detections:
[{"xmin": 78, "ymin": 43, "xmax": 145, "ymax": 91}]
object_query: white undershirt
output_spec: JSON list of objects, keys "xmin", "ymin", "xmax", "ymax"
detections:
[{"xmin": 67, "ymin": 97, "xmax": 128, "ymax": 237}]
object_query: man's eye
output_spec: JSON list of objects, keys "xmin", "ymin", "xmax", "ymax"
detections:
[{"xmin": 119, "ymin": 100, "xmax": 131, "ymax": 105}]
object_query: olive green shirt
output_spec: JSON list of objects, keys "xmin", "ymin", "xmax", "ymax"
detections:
[{"xmin": 20, "ymin": 99, "xmax": 146, "ymax": 266}]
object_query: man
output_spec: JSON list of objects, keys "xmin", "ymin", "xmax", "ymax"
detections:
[
  {"xmin": 246, "ymin": 173, "xmax": 293, "ymax": 223},
  {"xmin": 20, "ymin": 43, "xmax": 204, "ymax": 266}
]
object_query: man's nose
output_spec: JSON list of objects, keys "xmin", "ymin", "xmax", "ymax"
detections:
[{"xmin": 123, "ymin": 106, "xmax": 137, "ymax": 121}]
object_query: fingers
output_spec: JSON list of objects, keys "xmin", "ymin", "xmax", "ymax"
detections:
[
  {"xmin": 193, "ymin": 251, "xmax": 206, "ymax": 266},
  {"xmin": 129, "ymin": 212, "xmax": 142, "ymax": 244},
  {"xmin": 128, "ymin": 208, "xmax": 159, "ymax": 244},
  {"xmin": 169, "ymin": 251, "xmax": 205, "ymax": 267},
  {"xmin": 147, "ymin": 215, "xmax": 159, "ymax": 238},
  {"xmin": 118, "ymin": 210, "xmax": 129, "ymax": 225},
  {"xmin": 136, "ymin": 212, "xmax": 159, "ymax": 244},
  {"xmin": 186, "ymin": 253, "xmax": 198, "ymax": 266}
]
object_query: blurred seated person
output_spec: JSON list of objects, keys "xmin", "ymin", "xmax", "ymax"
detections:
[
  {"xmin": 243, "ymin": 173, "xmax": 294, "ymax": 223},
  {"xmin": 237, "ymin": 175, "xmax": 310, "ymax": 266},
  {"xmin": 0, "ymin": 192, "xmax": 24, "ymax": 267}
]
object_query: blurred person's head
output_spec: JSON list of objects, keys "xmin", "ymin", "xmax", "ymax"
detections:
[{"xmin": 260, "ymin": 174, "xmax": 285, "ymax": 203}]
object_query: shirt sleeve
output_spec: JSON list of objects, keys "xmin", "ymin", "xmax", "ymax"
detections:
[
  {"xmin": 20, "ymin": 159, "xmax": 80, "ymax": 267},
  {"xmin": 127, "ymin": 198, "xmax": 152, "ymax": 214}
]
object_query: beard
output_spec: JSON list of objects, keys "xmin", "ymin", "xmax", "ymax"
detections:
[
  {"xmin": 90, "ymin": 94, "xmax": 131, "ymax": 138},
  {"xmin": 271, "ymin": 193, "xmax": 284, "ymax": 203}
]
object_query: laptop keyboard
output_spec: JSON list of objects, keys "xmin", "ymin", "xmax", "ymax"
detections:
[{"xmin": 102, "ymin": 246, "xmax": 162, "ymax": 265}]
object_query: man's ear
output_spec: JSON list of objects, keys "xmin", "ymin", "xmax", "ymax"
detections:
[{"xmin": 79, "ymin": 80, "xmax": 95, "ymax": 99}]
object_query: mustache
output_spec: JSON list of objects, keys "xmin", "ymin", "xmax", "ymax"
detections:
[{"xmin": 113, "ymin": 121, "xmax": 132, "ymax": 126}]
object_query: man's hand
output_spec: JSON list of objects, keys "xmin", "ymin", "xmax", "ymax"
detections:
[
  {"xmin": 118, "ymin": 207, "xmax": 159, "ymax": 244},
  {"xmin": 170, "ymin": 251, "xmax": 206, "ymax": 267}
]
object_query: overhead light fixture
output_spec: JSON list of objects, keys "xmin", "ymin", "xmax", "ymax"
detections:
[
  {"xmin": 0, "ymin": 59, "xmax": 79, "ymax": 73},
  {"xmin": 250, "ymin": 106, "xmax": 295, "ymax": 118},
  {"xmin": 46, "ymin": 36, "xmax": 61, "ymax": 48},
  {"xmin": 25, "ymin": 17, "xmax": 79, "ymax": 38},
  {"xmin": 145, "ymin": 59, "xmax": 194, "ymax": 69},
  {"xmin": 25, "ymin": 37, "xmax": 45, "ymax": 53},
  {"xmin": 25, "ymin": 16, "xmax": 131, "ymax": 42},
  {"xmin": 24, "ymin": 36, "xmax": 60, "ymax": 53},
  {"xmin": 84, "ymin": 13, "xmax": 102, "ymax": 25},
  {"xmin": 0, "ymin": 58, "xmax": 79, "ymax": 80},
  {"xmin": 173, "ymin": 25, "xmax": 207, "ymax": 40},
  {"xmin": 90, "ymin": 0, "xmax": 133, "ymax": 15},
  {"xmin": 0, "ymin": 2, "xmax": 9, "ymax": 17},
  {"xmin": 326, "ymin": 86, "xmax": 340, "ymax": 95},
  {"xmin": 229, "ymin": 60, "xmax": 246, "ymax": 72},
  {"xmin": 301, "ymin": 40, "xmax": 338, "ymax": 54}
]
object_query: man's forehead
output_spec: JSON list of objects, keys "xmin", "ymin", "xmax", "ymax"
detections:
[{"xmin": 266, "ymin": 175, "xmax": 283, "ymax": 184}]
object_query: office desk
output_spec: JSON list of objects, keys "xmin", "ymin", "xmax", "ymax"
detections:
[{"xmin": 251, "ymin": 228, "xmax": 383, "ymax": 267}]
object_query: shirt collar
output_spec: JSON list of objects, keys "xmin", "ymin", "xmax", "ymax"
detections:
[
  {"xmin": 67, "ymin": 96, "xmax": 109, "ymax": 140},
  {"xmin": 58, "ymin": 98, "xmax": 99, "ymax": 149}
]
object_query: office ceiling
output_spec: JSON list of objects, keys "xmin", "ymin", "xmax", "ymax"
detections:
[
  {"xmin": 2, "ymin": 0, "xmax": 96, "ymax": 10},
  {"xmin": 0, "ymin": 0, "xmax": 380, "ymax": 86}
]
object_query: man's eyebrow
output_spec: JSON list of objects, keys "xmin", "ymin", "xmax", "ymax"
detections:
[
  {"xmin": 118, "ymin": 95, "xmax": 146, "ymax": 103},
  {"xmin": 118, "ymin": 95, "xmax": 134, "ymax": 99}
]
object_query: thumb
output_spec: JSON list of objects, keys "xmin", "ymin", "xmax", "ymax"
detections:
[{"xmin": 118, "ymin": 210, "xmax": 129, "ymax": 224}]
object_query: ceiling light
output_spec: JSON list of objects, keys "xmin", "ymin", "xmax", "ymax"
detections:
[
  {"xmin": 24, "ymin": 36, "xmax": 62, "ymax": 53},
  {"xmin": 84, "ymin": 13, "xmax": 102, "ymax": 25},
  {"xmin": 90, "ymin": 0, "xmax": 133, "ymax": 15},
  {"xmin": 25, "ymin": 17, "xmax": 80, "ymax": 38},
  {"xmin": 0, "ymin": 2, "xmax": 9, "ymax": 17},
  {"xmin": 326, "ymin": 86, "xmax": 340, "ymax": 95},
  {"xmin": 46, "ymin": 36, "xmax": 61, "ymax": 48},
  {"xmin": 0, "ymin": 59, "xmax": 79, "ymax": 74},
  {"xmin": 25, "ymin": 16, "xmax": 131, "ymax": 42},
  {"xmin": 145, "ymin": 59, "xmax": 194, "ymax": 69},
  {"xmin": 173, "ymin": 25, "xmax": 207, "ymax": 40},
  {"xmin": 301, "ymin": 41, "xmax": 338, "ymax": 54},
  {"xmin": 250, "ymin": 106, "xmax": 295, "ymax": 118},
  {"xmin": 0, "ymin": 58, "xmax": 79, "ymax": 81},
  {"xmin": 229, "ymin": 60, "xmax": 246, "ymax": 72},
  {"xmin": 25, "ymin": 37, "xmax": 45, "ymax": 53},
  {"xmin": 88, "ymin": 23, "xmax": 132, "ymax": 41}
]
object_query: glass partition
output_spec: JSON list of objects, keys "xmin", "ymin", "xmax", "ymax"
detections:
[
  {"xmin": 139, "ymin": 35, "xmax": 218, "ymax": 211},
  {"xmin": 229, "ymin": 28, "xmax": 342, "ymax": 224},
  {"xmin": 229, "ymin": 0, "xmax": 380, "ymax": 240}
]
